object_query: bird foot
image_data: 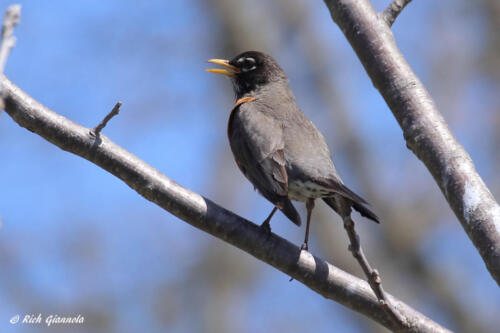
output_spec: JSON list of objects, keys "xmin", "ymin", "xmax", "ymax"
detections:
[
  {"xmin": 300, "ymin": 243, "xmax": 308, "ymax": 251},
  {"xmin": 260, "ymin": 220, "xmax": 272, "ymax": 235}
]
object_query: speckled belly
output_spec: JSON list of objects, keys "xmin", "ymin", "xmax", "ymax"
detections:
[{"xmin": 288, "ymin": 180, "xmax": 333, "ymax": 202}]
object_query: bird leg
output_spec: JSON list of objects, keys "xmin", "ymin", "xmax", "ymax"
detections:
[
  {"xmin": 260, "ymin": 206, "xmax": 278, "ymax": 234},
  {"xmin": 301, "ymin": 198, "xmax": 315, "ymax": 251}
]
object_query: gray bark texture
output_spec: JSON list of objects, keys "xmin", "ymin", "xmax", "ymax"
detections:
[
  {"xmin": 2, "ymin": 76, "xmax": 449, "ymax": 332},
  {"xmin": 323, "ymin": 0, "xmax": 500, "ymax": 285}
]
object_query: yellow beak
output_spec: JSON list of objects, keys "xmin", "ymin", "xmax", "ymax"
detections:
[{"xmin": 205, "ymin": 59, "xmax": 240, "ymax": 76}]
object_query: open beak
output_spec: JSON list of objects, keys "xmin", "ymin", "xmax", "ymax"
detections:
[{"xmin": 205, "ymin": 59, "xmax": 240, "ymax": 77}]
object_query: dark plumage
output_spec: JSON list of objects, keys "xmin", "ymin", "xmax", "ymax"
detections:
[{"xmin": 207, "ymin": 51, "xmax": 378, "ymax": 250}]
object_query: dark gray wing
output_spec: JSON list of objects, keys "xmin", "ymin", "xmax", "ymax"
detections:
[{"xmin": 228, "ymin": 101, "xmax": 301, "ymax": 226}]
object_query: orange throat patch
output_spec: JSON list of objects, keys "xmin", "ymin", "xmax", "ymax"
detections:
[{"xmin": 233, "ymin": 96, "xmax": 256, "ymax": 109}]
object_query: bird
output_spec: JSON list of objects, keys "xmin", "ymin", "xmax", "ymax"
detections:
[{"xmin": 206, "ymin": 51, "xmax": 379, "ymax": 250}]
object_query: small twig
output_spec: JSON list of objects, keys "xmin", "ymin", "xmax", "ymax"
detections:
[
  {"xmin": 381, "ymin": 0, "xmax": 412, "ymax": 27},
  {"xmin": 343, "ymin": 216, "xmax": 408, "ymax": 328},
  {"xmin": 0, "ymin": 4, "xmax": 20, "ymax": 74},
  {"xmin": 0, "ymin": 4, "xmax": 21, "ymax": 110},
  {"xmin": 92, "ymin": 101, "xmax": 122, "ymax": 136}
]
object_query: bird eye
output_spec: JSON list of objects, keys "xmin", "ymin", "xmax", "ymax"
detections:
[{"xmin": 238, "ymin": 57, "xmax": 257, "ymax": 72}]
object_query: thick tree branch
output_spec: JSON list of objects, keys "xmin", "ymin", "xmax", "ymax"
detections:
[
  {"xmin": 1, "ymin": 76, "xmax": 448, "ymax": 332},
  {"xmin": 323, "ymin": 0, "xmax": 500, "ymax": 285},
  {"xmin": 382, "ymin": 0, "xmax": 412, "ymax": 27}
]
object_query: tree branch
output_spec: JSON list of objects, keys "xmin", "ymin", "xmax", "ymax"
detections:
[
  {"xmin": 92, "ymin": 101, "xmax": 122, "ymax": 136},
  {"xmin": 0, "ymin": 4, "xmax": 21, "ymax": 110},
  {"xmin": 0, "ymin": 4, "xmax": 20, "ymax": 74},
  {"xmin": 382, "ymin": 0, "xmax": 412, "ymax": 27},
  {"xmin": 323, "ymin": 0, "xmax": 500, "ymax": 285},
  {"xmin": 343, "ymin": 216, "xmax": 407, "ymax": 327},
  {"xmin": 1, "ymin": 76, "xmax": 448, "ymax": 332}
]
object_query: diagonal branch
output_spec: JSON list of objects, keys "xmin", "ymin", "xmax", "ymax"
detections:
[
  {"xmin": 1, "ymin": 76, "xmax": 449, "ymax": 333},
  {"xmin": 382, "ymin": 0, "xmax": 412, "ymax": 27},
  {"xmin": 323, "ymin": 0, "xmax": 500, "ymax": 285}
]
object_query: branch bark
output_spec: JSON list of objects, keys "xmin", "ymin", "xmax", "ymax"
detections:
[
  {"xmin": 323, "ymin": 0, "xmax": 500, "ymax": 285},
  {"xmin": 1, "ymin": 76, "xmax": 448, "ymax": 332}
]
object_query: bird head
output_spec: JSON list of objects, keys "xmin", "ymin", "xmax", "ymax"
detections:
[{"xmin": 206, "ymin": 51, "xmax": 287, "ymax": 97}]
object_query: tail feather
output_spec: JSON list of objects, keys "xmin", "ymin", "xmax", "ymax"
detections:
[
  {"xmin": 336, "ymin": 183, "xmax": 368, "ymax": 205},
  {"xmin": 351, "ymin": 201, "xmax": 380, "ymax": 223},
  {"xmin": 315, "ymin": 178, "xmax": 368, "ymax": 205},
  {"xmin": 323, "ymin": 197, "xmax": 379, "ymax": 224},
  {"xmin": 280, "ymin": 199, "xmax": 301, "ymax": 226},
  {"xmin": 315, "ymin": 177, "xmax": 379, "ymax": 223}
]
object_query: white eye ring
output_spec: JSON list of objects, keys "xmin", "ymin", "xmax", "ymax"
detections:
[{"xmin": 239, "ymin": 57, "xmax": 257, "ymax": 72}]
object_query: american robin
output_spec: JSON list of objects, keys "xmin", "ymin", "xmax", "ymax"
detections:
[{"xmin": 206, "ymin": 51, "xmax": 379, "ymax": 250}]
